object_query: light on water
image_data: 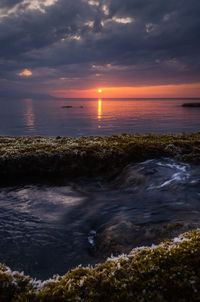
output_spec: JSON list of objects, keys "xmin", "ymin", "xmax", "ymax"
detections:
[
  {"xmin": 24, "ymin": 98, "xmax": 35, "ymax": 132},
  {"xmin": 98, "ymin": 98, "xmax": 102, "ymax": 122},
  {"xmin": 0, "ymin": 98, "xmax": 200, "ymax": 136}
]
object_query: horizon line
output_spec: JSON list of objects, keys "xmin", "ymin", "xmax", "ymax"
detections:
[{"xmin": 54, "ymin": 97, "xmax": 200, "ymax": 99}]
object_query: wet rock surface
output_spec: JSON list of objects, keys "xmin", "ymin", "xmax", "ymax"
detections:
[{"xmin": 96, "ymin": 221, "xmax": 200, "ymax": 259}]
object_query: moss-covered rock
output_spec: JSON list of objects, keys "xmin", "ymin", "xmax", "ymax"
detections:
[
  {"xmin": 0, "ymin": 133, "xmax": 200, "ymax": 180},
  {"xmin": 0, "ymin": 229, "xmax": 199, "ymax": 301},
  {"xmin": 95, "ymin": 221, "xmax": 200, "ymax": 260}
]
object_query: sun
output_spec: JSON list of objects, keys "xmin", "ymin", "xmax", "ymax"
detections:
[{"xmin": 98, "ymin": 89, "xmax": 102, "ymax": 93}]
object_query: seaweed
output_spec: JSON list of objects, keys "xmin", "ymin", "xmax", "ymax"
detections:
[
  {"xmin": 0, "ymin": 230, "xmax": 199, "ymax": 301},
  {"xmin": 0, "ymin": 133, "xmax": 200, "ymax": 180}
]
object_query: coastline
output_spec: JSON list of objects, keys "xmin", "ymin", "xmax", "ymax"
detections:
[{"xmin": 0, "ymin": 133, "xmax": 200, "ymax": 181}]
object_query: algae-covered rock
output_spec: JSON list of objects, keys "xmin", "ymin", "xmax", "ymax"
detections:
[
  {"xmin": 0, "ymin": 229, "xmax": 200, "ymax": 301},
  {"xmin": 0, "ymin": 133, "xmax": 200, "ymax": 180}
]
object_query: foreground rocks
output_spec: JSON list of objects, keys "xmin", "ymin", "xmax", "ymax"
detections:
[
  {"xmin": 0, "ymin": 229, "xmax": 200, "ymax": 301},
  {"xmin": 0, "ymin": 134, "xmax": 200, "ymax": 300},
  {"xmin": 0, "ymin": 133, "xmax": 200, "ymax": 181}
]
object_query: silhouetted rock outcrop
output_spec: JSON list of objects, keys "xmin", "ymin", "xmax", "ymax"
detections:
[{"xmin": 182, "ymin": 103, "xmax": 200, "ymax": 107}]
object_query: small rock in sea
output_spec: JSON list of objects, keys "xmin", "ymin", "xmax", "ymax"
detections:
[
  {"xmin": 182, "ymin": 103, "xmax": 200, "ymax": 107},
  {"xmin": 80, "ymin": 106, "xmax": 84, "ymax": 108},
  {"xmin": 61, "ymin": 105, "xmax": 73, "ymax": 108}
]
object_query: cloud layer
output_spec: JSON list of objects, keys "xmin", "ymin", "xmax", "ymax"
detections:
[{"xmin": 0, "ymin": 0, "xmax": 200, "ymax": 97}]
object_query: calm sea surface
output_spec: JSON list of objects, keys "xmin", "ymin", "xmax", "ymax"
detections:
[{"xmin": 0, "ymin": 98, "xmax": 200, "ymax": 136}]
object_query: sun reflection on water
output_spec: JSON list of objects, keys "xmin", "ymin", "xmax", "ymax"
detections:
[
  {"xmin": 98, "ymin": 98, "xmax": 102, "ymax": 128},
  {"xmin": 24, "ymin": 98, "xmax": 35, "ymax": 132},
  {"xmin": 98, "ymin": 98, "xmax": 102, "ymax": 121}
]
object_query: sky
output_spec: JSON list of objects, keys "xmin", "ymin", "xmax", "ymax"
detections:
[{"xmin": 0, "ymin": 0, "xmax": 200, "ymax": 98}]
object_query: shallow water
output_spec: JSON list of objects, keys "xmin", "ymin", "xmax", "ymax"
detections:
[
  {"xmin": 0, "ymin": 158, "xmax": 199, "ymax": 279},
  {"xmin": 0, "ymin": 98, "xmax": 200, "ymax": 136}
]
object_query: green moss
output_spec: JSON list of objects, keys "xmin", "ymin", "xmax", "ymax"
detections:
[
  {"xmin": 0, "ymin": 133, "xmax": 200, "ymax": 179},
  {"xmin": 0, "ymin": 133, "xmax": 199, "ymax": 157},
  {"xmin": 0, "ymin": 230, "xmax": 200, "ymax": 301},
  {"xmin": 0, "ymin": 265, "xmax": 35, "ymax": 302}
]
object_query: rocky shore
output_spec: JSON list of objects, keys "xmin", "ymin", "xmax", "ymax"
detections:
[
  {"xmin": 0, "ymin": 229, "xmax": 199, "ymax": 302},
  {"xmin": 0, "ymin": 133, "xmax": 200, "ymax": 301},
  {"xmin": 0, "ymin": 133, "xmax": 200, "ymax": 181}
]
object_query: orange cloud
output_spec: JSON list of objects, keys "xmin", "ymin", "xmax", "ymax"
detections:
[{"xmin": 17, "ymin": 69, "xmax": 32, "ymax": 77}]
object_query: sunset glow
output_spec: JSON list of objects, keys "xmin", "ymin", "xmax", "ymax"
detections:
[
  {"xmin": 0, "ymin": 0, "xmax": 199, "ymax": 100},
  {"xmin": 51, "ymin": 82, "xmax": 200, "ymax": 98}
]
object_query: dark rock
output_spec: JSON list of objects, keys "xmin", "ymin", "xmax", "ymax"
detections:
[
  {"xmin": 182, "ymin": 103, "xmax": 200, "ymax": 107},
  {"xmin": 61, "ymin": 106, "xmax": 73, "ymax": 108},
  {"xmin": 96, "ymin": 220, "xmax": 200, "ymax": 259}
]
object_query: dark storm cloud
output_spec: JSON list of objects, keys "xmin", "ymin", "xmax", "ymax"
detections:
[
  {"xmin": 0, "ymin": 0, "xmax": 200, "ymax": 96},
  {"xmin": 0, "ymin": 0, "xmax": 95, "ymax": 59},
  {"xmin": 0, "ymin": 0, "xmax": 23, "ymax": 9}
]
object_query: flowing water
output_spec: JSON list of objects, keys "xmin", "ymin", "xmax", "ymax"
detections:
[{"xmin": 0, "ymin": 158, "xmax": 200, "ymax": 279}]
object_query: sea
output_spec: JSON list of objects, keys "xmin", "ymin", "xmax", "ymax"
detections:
[
  {"xmin": 0, "ymin": 98, "xmax": 199, "ymax": 136},
  {"xmin": 0, "ymin": 98, "xmax": 200, "ymax": 280}
]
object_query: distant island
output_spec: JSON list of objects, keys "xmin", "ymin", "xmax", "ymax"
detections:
[{"xmin": 182, "ymin": 103, "xmax": 200, "ymax": 107}]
